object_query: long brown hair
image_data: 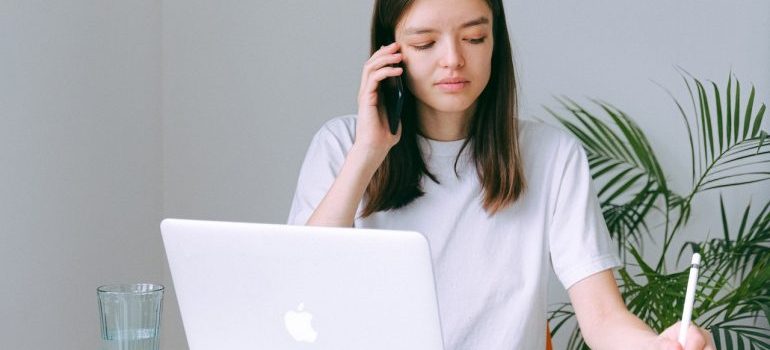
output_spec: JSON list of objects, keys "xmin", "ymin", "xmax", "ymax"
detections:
[{"xmin": 362, "ymin": 0, "xmax": 525, "ymax": 217}]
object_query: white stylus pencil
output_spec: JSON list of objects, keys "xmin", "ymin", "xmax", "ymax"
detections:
[{"xmin": 678, "ymin": 252, "xmax": 701, "ymax": 346}]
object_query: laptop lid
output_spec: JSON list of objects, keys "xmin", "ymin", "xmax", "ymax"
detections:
[{"xmin": 160, "ymin": 218, "xmax": 445, "ymax": 350}]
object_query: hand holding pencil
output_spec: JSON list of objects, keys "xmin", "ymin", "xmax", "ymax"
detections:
[{"xmin": 648, "ymin": 253, "xmax": 716, "ymax": 350}]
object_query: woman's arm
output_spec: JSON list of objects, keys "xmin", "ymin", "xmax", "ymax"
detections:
[
  {"xmin": 305, "ymin": 145, "xmax": 386, "ymax": 226},
  {"xmin": 305, "ymin": 42, "xmax": 405, "ymax": 227},
  {"xmin": 568, "ymin": 269, "xmax": 715, "ymax": 350}
]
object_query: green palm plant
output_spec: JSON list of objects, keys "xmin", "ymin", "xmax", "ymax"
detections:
[{"xmin": 546, "ymin": 72, "xmax": 770, "ymax": 350}]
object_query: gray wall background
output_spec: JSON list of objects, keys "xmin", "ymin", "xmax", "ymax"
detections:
[
  {"xmin": 1, "ymin": 1, "xmax": 163, "ymax": 349},
  {"xmin": 2, "ymin": 0, "xmax": 768, "ymax": 349}
]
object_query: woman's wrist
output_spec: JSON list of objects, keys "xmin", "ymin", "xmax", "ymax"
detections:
[
  {"xmin": 305, "ymin": 143, "xmax": 386, "ymax": 227},
  {"xmin": 348, "ymin": 143, "xmax": 390, "ymax": 172}
]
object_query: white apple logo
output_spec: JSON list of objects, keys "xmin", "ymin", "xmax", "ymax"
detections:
[{"xmin": 284, "ymin": 303, "xmax": 318, "ymax": 343}]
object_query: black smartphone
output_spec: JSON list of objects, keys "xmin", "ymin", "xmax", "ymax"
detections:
[{"xmin": 381, "ymin": 60, "xmax": 406, "ymax": 135}]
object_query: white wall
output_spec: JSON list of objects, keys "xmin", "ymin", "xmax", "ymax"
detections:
[
  {"xmin": 161, "ymin": 0, "xmax": 372, "ymax": 223},
  {"xmin": 0, "ymin": 1, "xmax": 162, "ymax": 349}
]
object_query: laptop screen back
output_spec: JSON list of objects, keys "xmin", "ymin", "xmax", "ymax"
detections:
[{"xmin": 161, "ymin": 218, "xmax": 444, "ymax": 350}]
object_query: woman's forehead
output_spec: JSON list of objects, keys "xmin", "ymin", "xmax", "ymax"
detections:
[{"xmin": 396, "ymin": 0, "xmax": 492, "ymax": 33}]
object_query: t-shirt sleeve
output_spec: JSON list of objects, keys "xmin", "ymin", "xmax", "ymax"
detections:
[
  {"xmin": 286, "ymin": 121, "xmax": 351, "ymax": 225},
  {"xmin": 548, "ymin": 138, "xmax": 621, "ymax": 290}
]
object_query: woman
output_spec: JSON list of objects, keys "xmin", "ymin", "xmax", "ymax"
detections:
[{"xmin": 288, "ymin": 0, "xmax": 715, "ymax": 349}]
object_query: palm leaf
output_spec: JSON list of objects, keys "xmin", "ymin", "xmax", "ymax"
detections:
[
  {"xmin": 712, "ymin": 319, "xmax": 770, "ymax": 350},
  {"xmin": 692, "ymin": 198, "xmax": 770, "ymax": 285},
  {"xmin": 618, "ymin": 246, "xmax": 690, "ymax": 332},
  {"xmin": 678, "ymin": 72, "xmax": 770, "ymax": 197}
]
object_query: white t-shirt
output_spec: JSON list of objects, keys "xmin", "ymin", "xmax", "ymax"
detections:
[{"xmin": 287, "ymin": 115, "xmax": 621, "ymax": 350}]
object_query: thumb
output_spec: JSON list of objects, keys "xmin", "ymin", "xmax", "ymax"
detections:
[
  {"xmin": 657, "ymin": 321, "xmax": 685, "ymax": 350},
  {"xmin": 658, "ymin": 338, "xmax": 683, "ymax": 350}
]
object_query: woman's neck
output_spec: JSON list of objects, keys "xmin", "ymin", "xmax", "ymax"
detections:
[{"xmin": 416, "ymin": 102, "xmax": 477, "ymax": 141}]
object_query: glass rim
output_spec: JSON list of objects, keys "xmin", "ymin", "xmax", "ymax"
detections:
[{"xmin": 97, "ymin": 283, "xmax": 165, "ymax": 294}]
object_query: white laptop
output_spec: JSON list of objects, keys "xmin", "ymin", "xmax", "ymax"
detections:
[{"xmin": 160, "ymin": 218, "xmax": 445, "ymax": 350}]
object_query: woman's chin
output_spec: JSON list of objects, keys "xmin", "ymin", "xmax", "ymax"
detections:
[{"xmin": 420, "ymin": 97, "xmax": 477, "ymax": 115}]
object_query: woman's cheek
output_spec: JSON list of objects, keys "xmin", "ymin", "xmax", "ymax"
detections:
[
  {"xmin": 405, "ymin": 73, "xmax": 419, "ymax": 96},
  {"xmin": 403, "ymin": 62, "xmax": 422, "ymax": 93},
  {"xmin": 406, "ymin": 61, "xmax": 427, "ymax": 80}
]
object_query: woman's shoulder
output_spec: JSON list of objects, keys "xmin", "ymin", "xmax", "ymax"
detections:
[
  {"xmin": 299, "ymin": 115, "xmax": 358, "ymax": 164},
  {"xmin": 318, "ymin": 114, "xmax": 356, "ymax": 135},
  {"xmin": 517, "ymin": 119, "xmax": 589, "ymax": 186},
  {"xmin": 322, "ymin": 114, "xmax": 357, "ymax": 131},
  {"xmin": 518, "ymin": 118, "xmax": 582, "ymax": 153},
  {"xmin": 312, "ymin": 114, "xmax": 357, "ymax": 145}
]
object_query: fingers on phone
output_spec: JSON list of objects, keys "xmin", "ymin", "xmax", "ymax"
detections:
[
  {"xmin": 365, "ymin": 53, "xmax": 402, "ymax": 76},
  {"xmin": 360, "ymin": 43, "xmax": 402, "ymax": 97},
  {"xmin": 376, "ymin": 42, "xmax": 400, "ymax": 55},
  {"xmin": 366, "ymin": 42, "xmax": 400, "ymax": 65},
  {"xmin": 365, "ymin": 66, "xmax": 402, "ymax": 93},
  {"xmin": 362, "ymin": 53, "xmax": 402, "ymax": 90}
]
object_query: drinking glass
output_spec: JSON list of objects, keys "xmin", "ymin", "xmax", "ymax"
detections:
[{"xmin": 97, "ymin": 283, "xmax": 164, "ymax": 350}]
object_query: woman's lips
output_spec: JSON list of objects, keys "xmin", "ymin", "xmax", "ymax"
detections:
[{"xmin": 435, "ymin": 81, "xmax": 468, "ymax": 92}]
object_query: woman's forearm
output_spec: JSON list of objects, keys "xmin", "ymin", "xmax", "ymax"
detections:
[
  {"xmin": 569, "ymin": 270, "xmax": 661, "ymax": 350},
  {"xmin": 305, "ymin": 145, "xmax": 387, "ymax": 227},
  {"xmin": 582, "ymin": 309, "xmax": 658, "ymax": 350}
]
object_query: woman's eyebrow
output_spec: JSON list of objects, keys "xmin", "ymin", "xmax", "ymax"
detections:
[{"xmin": 403, "ymin": 16, "xmax": 490, "ymax": 35}]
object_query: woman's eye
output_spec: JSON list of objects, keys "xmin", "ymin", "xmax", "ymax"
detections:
[
  {"xmin": 412, "ymin": 36, "xmax": 486, "ymax": 51},
  {"xmin": 467, "ymin": 36, "xmax": 486, "ymax": 44},
  {"xmin": 413, "ymin": 42, "xmax": 434, "ymax": 51}
]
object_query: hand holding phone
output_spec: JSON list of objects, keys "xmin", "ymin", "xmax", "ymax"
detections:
[{"xmin": 354, "ymin": 42, "xmax": 404, "ymax": 154}]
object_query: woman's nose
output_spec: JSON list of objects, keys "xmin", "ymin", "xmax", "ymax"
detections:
[{"xmin": 439, "ymin": 40, "xmax": 464, "ymax": 69}]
